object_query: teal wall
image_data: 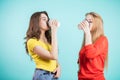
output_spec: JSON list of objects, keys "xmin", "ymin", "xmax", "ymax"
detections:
[{"xmin": 0, "ymin": 0, "xmax": 120, "ymax": 80}]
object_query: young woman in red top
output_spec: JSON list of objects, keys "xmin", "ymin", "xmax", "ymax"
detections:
[{"xmin": 78, "ymin": 12, "xmax": 108, "ymax": 80}]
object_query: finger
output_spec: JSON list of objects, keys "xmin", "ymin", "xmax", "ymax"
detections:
[
  {"xmin": 53, "ymin": 72, "xmax": 58, "ymax": 78},
  {"xmin": 49, "ymin": 19, "xmax": 53, "ymax": 27},
  {"xmin": 52, "ymin": 19, "xmax": 55, "ymax": 26},
  {"xmin": 83, "ymin": 20, "xmax": 89, "ymax": 28},
  {"xmin": 54, "ymin": 20, "xmax": 57, "ymax": 27},
  {"xmin": 55, "ymin": 19, "xmax": 59, "ymax": 27},
  {"xmin": 80, "ymin": 22, "xmax": 85, "ymax": 30},
  {"xmin": 82, "ymin": 21, "xmax": 87, "ymax": 27},
  {"xmin": 53, "ymin": 19, "xmax": 57, "ymax": 27},
  {"xmin": 54, "ymin": 75, "xmax": 58, "ymax": 78},
  {"xmin": 82, "ymin": 21, "xmax": 89, "ymax": 30}
]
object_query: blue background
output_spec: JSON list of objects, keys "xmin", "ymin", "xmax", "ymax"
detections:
[{"xmin": 0, "ymin": 0, "xmax": 120, "ymax": 80}]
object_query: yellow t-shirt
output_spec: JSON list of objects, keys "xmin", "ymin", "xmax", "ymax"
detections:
[{"xmin": 27, "ymin": 38, "xmax": 57, "ymax": 72}]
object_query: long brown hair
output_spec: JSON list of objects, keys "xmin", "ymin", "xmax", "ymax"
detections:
[
  {"xmin": 81, "ymin": 12, "xmax": 108, "ymax": 69},
  {"xmin": 24, "ymin": 11, "xmax": 51, "ymax": 53}
]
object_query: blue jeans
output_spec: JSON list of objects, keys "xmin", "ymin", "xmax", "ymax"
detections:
[{"xmin": 33, "ymin": 69, "xmax": 58, "ymax": 80}]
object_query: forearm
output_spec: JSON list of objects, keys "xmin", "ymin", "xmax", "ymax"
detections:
[
  {"xmin": 84, "ymin": 36, "xmax": 108, "ymax": 58},
  {"xmin": 51, "ymin": 29, "xmax": 58, "ymax": 60},
  {"xmin": 85, "ymin": 33, "xmax": 92, "ymax": 46}
]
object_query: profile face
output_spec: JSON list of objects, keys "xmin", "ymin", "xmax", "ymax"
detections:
[
  {"xmin": 85, "ymin": 14, "xmax": 94, "ymax": 31},
  {"xmin": 39, "ymin": 13, "xmax": 49, "ymax": 31}
]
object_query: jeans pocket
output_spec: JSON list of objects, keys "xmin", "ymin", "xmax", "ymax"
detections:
[{"xmin": 33, "ymin": 70, "xmax": 44, "ymax": 80}]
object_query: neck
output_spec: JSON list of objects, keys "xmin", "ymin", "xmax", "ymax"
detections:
[{"xmin": 40, "ymin": 30, "xmax": 47, "ymax": 43}]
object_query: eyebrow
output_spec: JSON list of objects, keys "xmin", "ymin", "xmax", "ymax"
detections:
[
  {"xmin": 40, "ymin": 17, "xmax": 47, "ymax": 19},
  {"xmin": 39, "ymin": 17, "xmax": 48, "ymax": 21}
]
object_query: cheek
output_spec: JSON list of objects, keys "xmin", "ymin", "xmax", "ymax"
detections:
[
  {"xmin": 40, "ymin": 21, "xmax": 47, "ymax": 27},
  {"xmin": 89, "ymin": 24, "xmax": 93, "ymax": 30},
  {"xmin": 44, "ymin": 21, "xmax": 48, "ymax": 26},
  {"xmin": 40, "ymin": 22, "xmax": 49, "ymax": 30},
  {"xmin": 90, "ymin": 25, "xmax": 96, "ymax": 31}
]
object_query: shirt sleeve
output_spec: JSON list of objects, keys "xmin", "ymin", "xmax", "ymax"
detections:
[
  {"xmin": 27, "ymin": 39, "xmax": 40, "ymax": 52},
  {"xmin": 84, "ymin": 36, "xmax": 108, "ymax": 59}
]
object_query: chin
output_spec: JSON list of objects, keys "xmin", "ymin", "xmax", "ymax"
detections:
[{"xmin": 44, "ymin": 28, "xmax": 49, "ymax": 31}]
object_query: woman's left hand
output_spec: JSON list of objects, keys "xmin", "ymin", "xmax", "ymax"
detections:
[{"xmin": 53, "ymin": 64, "xmax": 61, "ymax": 78}]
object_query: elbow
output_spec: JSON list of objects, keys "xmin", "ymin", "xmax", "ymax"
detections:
[
  {"xmin": 50, "ymin": 51, "xmax": 58, "ymax": 60},
  {"xmin": 52, "ymin": 58, "xmax": 57, "ymax": 60},
  {"xmin": 86, "ymin": 54, "xmax": 94, "ymax": 59},
  {"xmin": 85, "ymin": 52, "xmax": 98, "ymax": 59},
  {"xmin": 85, "ymin": 51, "xmax": 96, "ymax": 59},
  {"xmin": 50, "ymin": 55, "xmax": 58, "ymax": 60},
  {"xmin": 52, "ymin": 56, "xmax": 58, "ymax": 60}
]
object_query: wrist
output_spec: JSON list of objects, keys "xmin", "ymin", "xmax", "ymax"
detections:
[
  {"xmin": 51, "ymin": 29, "xmax": 57, "ymax": 33},
  {"xmin": 85, "ymin": 33, "xmax": 91, "ymax": 38},
  {"xmin": 84, "ymin": 31, "xmax": 90, "ymax": 35}
]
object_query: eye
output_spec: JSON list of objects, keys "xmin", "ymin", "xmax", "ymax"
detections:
[
  {"xmin": 40, "ymin": 17, "xmax": 48, "ymax": 21},
  {"xmin": 85, "ymin": 19, "xmax": 92, "ymax": 23},
  {"xmin": 43, "ymin": 18, "xmax": 46, "ymax": 20}
]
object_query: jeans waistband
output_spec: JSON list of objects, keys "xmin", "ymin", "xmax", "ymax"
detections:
[{"xmin": 35, "ymin": 68, "xmax": 55, "ymax": 74}]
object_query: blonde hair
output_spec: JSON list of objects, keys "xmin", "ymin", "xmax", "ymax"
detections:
[{"xmin": 81, "ymin": 12, "xmax": 108, "ymax": 70}]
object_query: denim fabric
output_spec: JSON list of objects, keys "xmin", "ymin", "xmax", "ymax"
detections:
[{"xmin": 33, "ymin": 69, "xmax": 58, "ymax": 80}]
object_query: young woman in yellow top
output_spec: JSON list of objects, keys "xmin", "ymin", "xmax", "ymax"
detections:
[{"xmin": 24, "ymin": 11, "xmax": 60, "ymax": 80}]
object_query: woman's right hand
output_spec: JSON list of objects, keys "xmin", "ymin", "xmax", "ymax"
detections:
[
  {"xmin": 49, "ymin": 19, "xmax": 59, "ymax": 60},
  {"xmin": 78, "ymin": 20, "xmax": 90, "ymax": 34},
  {"xmin": 78, "ymin": 20, "xmax": 92, "ymax": 45},
  {"xmin": 48, "ymin": 19, "xmax": 60, "ymax": 30}
]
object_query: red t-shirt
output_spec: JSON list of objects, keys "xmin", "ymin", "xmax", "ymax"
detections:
[{"xmin": 78, "ymin": 36, "xmax": 108, "ymax": 80}]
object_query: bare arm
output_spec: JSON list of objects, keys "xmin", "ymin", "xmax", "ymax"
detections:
[
  {"xmin": 78, "ymin": 20, "xmax": 92, "ymax": 45},
  {"xmin": 33, "ymin": 20, "xmax": 59, "ymax": 60}
]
